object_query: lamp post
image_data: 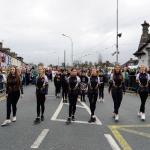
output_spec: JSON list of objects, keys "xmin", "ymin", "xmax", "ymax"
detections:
[
  {"xmin": 62, "ymin": 34, "xmax": 73, "ymax": 66},
  {"xmin": 116, "ymin": 0, "xmax": 122, "ymax": 65},
  {"xmin": 53, "ymin": 52, "xmax": 59, "ymax": 67}
]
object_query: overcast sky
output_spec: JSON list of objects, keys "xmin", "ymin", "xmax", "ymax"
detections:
[{"xmin": 0, "ymin": 0, "xmax": 150, "ymax": 66}]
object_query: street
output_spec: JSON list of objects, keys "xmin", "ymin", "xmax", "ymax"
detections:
[{"xmin": 0, "ymin": 81, "xmax": 150, "ymax": 150}]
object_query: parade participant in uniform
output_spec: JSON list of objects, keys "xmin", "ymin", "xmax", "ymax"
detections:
[
  {"xmin": 54, "ymin": 73, "xmax": 61, "ymax": 98},
  {"xmin": 98, "ymin": 70, "xmax": 105, "ymax": 102},
  {"xmin": 66, "ymin": 68, "xmax": 80, "ymax": 125},
  {"xmin": 1, "ymin": 66, "xmax": 23, "ymax": 126},
  {"xmin": 88, "ymin": 68, "xmax": 100, "ymax": 123},
  {"xmin": 60, "ymin": 71, "xmax": 68, "ymax": 103},
  {"xmin": 135, "ymin": 64, "xmax": 150, "ymax": 121},
  {"xmin": 108, "ymin": 65, "xmax": 125, "ymax": 122},
  {"xmin": 80, "ymin": 71, "xmax": 88, "ymax": 102},
  {"xmin": 34, "ymin": 66, "xmax": 48, "ymax": 124}
]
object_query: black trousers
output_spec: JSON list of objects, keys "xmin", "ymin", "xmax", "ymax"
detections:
[
  {"xmin": 88, "ymin": 93, "xmax": 98, "ymax": 116},
  {"xmin": 68, "ymin": 94, "xmax": 78, "ymax": 117},
  {"xmin": 62, "ymin": 87, "xmax": 68, "ymax": 100},
  {"xmin": 36, "ymin": 93, "xmax": 46, "ymax": 117},
  {"xmin": 7, "ymin": 91, "xmax": 20, "ymax": 119},
  {"xmin": 111, "ymin": 91, "xmax": 123, "ymax": 114},
  {"xmin": 139, "ymin": 92, "xmax": 148, "ymax": 113},
  {"xmin": 99, "ymin": 85, "xmax": 104, "ymax": 99}
]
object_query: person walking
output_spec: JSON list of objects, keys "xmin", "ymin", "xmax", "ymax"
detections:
[
  {"xmin": 135, "ymin": 64, "xmax": 150, "ymax": 121},
  {"xmin": 80, "ymin": 71, "xmax": 88, "ymax": 102},
  {"xmin": 66, "ymin": 68, "xmax": 80, "ymax": 125},
  {"xmin": 108, "ymin": 65, "xmax": 125, "ymax": 122},
  {"xmin": 1, "ymin": 66, "xmax": 23, "ymax": 126},
  {"xmin": 98, "ymin": 70, "xmax": 105, "ymax": 102},
  {"xmin": 88, "ymin": 68, "xmax": 100, "ymax": 123},
  {"xmin": 34, "ymin": 66, "xmax": 48, "ymax": 124},
  {"xmin": 60, "ymin": 71, "xmax": 68, "ymax": 103}
]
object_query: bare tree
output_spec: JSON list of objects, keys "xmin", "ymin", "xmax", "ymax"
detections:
[{"xmin": 98, "ymin": 53, "xmax": 103, "ymax": 66}]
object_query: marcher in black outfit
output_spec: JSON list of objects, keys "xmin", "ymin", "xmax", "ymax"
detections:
[
  {"xmin": 80, "ymin": 71, "xmax": 88, "ymax": 102},
  {"xmin": 135, "ymin": 64, "xmax": 150, "ymax": 121},
  {"xmin": 66, "ymin": 69, "xmax": 80, "ymax": 125},
  {"xmin": 108, "ymin": 65, "xmax": 125, "ymax": 122},
  {"xmin": 98, "ymin": 70, "xmax": 105, "ymax": 102},
  {"xmin": 88, "ymin": 68, "xmax": 100, "ymax": 123},
  {"xmin": 1, "ymin": 66, "xmax": 23, "ymax": 126},
  {"xmin": 60, "ymin": 71, "xmax": 68, "ymax": 103},
  {"xmin": 34, "ymin": 66, "xmax": 48, "ymax": 124},
  {"xmin": 54, "ymin": 73, "xmax": 61, "ymax": 98}
]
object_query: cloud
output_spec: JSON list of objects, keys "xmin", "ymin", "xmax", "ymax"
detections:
[{"xmin": 0, "ymin": 0, "xmax": 150, "ymax": 66}]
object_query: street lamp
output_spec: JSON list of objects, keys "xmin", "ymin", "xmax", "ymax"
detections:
[
  {"xmin": 62, "ymin": 34, "xmax": 73, "ymax": 66},
  {"xmin": 53, "ymin": 52, "xmax": 59, "ymax": 67},
  {"xmin": 116, "ymin": 0, "xmax": 122, "ymax": 64}
]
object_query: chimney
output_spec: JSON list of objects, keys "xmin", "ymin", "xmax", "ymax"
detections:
[
  {"xmin": 0, "ymin": 42, "xmax": 2, "ymax": 49},
  {"xmin": 141, "ymin": 21, "xmax": 149, "ymax": 35}
]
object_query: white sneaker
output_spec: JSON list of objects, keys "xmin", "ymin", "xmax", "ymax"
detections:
[
  {"xmin": 12, "ymin": 116, "xmax": 16, "ymax": 122},
  {"xmin": 115, "ymin": 115, "xmax": 119, "ymax": 122},
  {"xmin": 1, "ymin": 120, "xmax": 11, "ymax": 126},
  {"xmin": 138, "ymin": 112, "xmax": 142, "ymax": 117},
  {"xmin": 102, "ymin": 99, "xmax": 105, "ymax": 102},
  {"xmin": 112, "ymin": 113, "xmax": 116, "ymax": 118},
  {"xmin": 141, "ymin": 113, "xmax": 145, "ymax": 121},
  {"xmin": 98, "ymin": 98, "xmax": 101, "ymax": 102}
]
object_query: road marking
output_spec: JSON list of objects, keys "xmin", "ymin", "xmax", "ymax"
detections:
[
  {"xmin": 108, "ymin": 125, "xmax": 132, "ymax": 150},
  {"xmin": 31, "ymin": 129, "xmax": 49, "ymax": 149},
  {"xmin": 64, "ymin": 103, "xmax": 85, "ymax": 108},
  {"xmin": 108, "ymin": 124, "xmax": 150, "ymax": 150},
  {"xmin": 51, "ymin": 98, "xmax": 102, "ymax": 125},
  {"xmin": 104, "ymin": 134, "xmax": 121, "ymax": 150},
  {"xmin": 55, "ymin": 118, "xmax": 98, "ymax": 125},
  {"xmin": 51, "ymin": 99, "xmax": 63, "ymax": 120},
  {"xmin": 79, "ymin": 101, "xmax": 102, "ymax": 125}
]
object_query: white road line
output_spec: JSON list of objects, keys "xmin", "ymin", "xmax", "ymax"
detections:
[
  {"xmin": 51, "ymin": 99, "xmax": 63, "ymax": 120},
  {"xmin": 64, "ymin": 103, "xmax": 85, "ymax": 108},
  {"xmin": 31, "ymin": 129, "xmax": 49, "ymax": 149},
  {"xmin": 104, "ymin": 134, "xmax": 121, "ymax": 150},
  {"xmin": 56, "ymin": 119, "xmax": 98, "ymax": 125},
  {"xmin": 79, "ymin": 101, "xmax": 102, "ymax": 125}
]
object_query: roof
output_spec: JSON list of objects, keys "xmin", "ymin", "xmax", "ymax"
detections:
[{"xmin": 134, "ymin": 37, "xmax": 150, "ymax": 56}]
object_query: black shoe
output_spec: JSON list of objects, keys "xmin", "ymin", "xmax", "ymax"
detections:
[
  {"xmin": 63, "ymin": 100, "xmax": 65, "ymax": 103},
  {"xmin": 41, "ymin": 116, "xmax": 44, "ymax": 121},
  {"xmin": 88, "ymin": 117, "xmax": 96, "ymax": 123},
  {"xmin": 34, "ymin": 118, "xmax": 41, "ymax": 124},
  {"xmin": 66, "ymin": 118, "xmax": 71, "ymax": 125},
  {"xmin": 71, "ymin": 115, "xmax": 75, "ymax": 121},
  {"xmin": 83, "ymin": 99, "xmax": 86, "ymax": 102},
  {"xmin": 65, "ymin": 100, "xmax": 67, "ymax": 103}
]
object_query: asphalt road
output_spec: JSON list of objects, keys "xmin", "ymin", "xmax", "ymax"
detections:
[{"xmin": 0, "ymin": 81, "xmax": 150, "ymax": 150}]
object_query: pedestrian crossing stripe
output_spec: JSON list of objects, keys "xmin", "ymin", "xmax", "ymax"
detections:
[{"xmin": 108, "ymin": 124, "xmax": 150, "ymax": 150}]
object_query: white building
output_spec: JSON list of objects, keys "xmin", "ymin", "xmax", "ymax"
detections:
[{"xmin": 134, "ymin": 21, "xmax": 150, "ymax": 68}]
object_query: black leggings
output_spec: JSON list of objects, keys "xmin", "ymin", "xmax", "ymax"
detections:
[
  {"xmin": 111, "ymin": 91, "xmax": 123, "ymax": 114},
  {"xmin": 88, "ymin": 93, "xmax": 98, "ymax": 116},
  {"xmin": 68, "ymin": 94, "xmax": 78, "ymax": 117},
  {"xmin": 36, "ymin": 93, "xmax": 46, "ymax": 117},
  {"xmin": 62, "ymin": 87, "xmax": 68, "ymax": 100},
  {"xmin": 139, "ymin": 92, "xmax": 148, "ymax": 113},
  {"xmin": 99, "ymin": 85, "xmax": 104, "ymax": 99},
  {"xmin": 7, "ymin": 91, "xmax": 20, "ymax": 119},
  {"xmin": 55, "ymin": 86, "xmax": 61, "ymax": 95}
]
